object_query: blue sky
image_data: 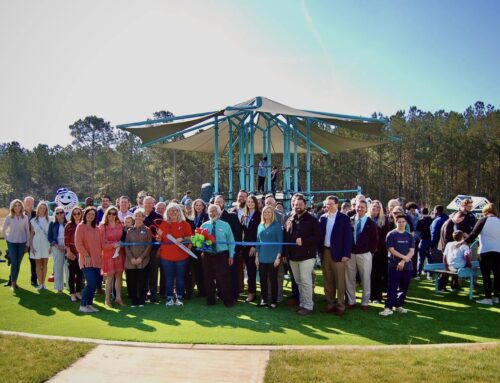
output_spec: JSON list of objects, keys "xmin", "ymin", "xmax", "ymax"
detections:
[{"xmin": 0, "ymin": 0, "xmax": 498, "ymax": 148}]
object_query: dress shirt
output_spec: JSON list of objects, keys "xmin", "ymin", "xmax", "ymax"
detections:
[
  {"xmin": 323, "ymin": 212, "xmax": 338, "ymax": 247},
  {"xmin": 354, "ymin": 215, "xmax": 368, "ymax": 242}
]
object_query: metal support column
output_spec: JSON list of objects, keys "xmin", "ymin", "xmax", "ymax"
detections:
[
  {"xmin": 228, "ymin": 117, "xmax": 234, "ymax": 205},
  {"xmin": 239, "ymin": 117, "xmax": 245, "ymax": 190},
  {"xmin": 306, "ymin": 119, "xmax": 312, "ymax": 207},
  {"xmin": 292, "ymin": 117, "xmax": 299, "ymax": 193},
  {"xmin": 250, "ymin": 113, "xmax": 255, "ymax": 193},
  {"xmin": 266, "ymin": 118, "xmax": 272, "ymax": 193},
  {"xmin": 214, "ymin": 115, "xmax": 219, "ymax": 194}
]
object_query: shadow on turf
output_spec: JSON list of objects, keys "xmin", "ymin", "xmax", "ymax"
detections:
[{"xmin": 5, "ymin": 268, "xmax": 499, "ymax": 345}]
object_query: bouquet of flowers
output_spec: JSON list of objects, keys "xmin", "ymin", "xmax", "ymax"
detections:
[{"xmin": 191, "ymin": 228, "xmax": 216, "ymax": 252}]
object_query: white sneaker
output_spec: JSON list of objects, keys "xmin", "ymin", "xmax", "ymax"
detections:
[
  {"xmin": 87, "ymin": 305, "xmax": 99, "ymax": 312},
  {"xmin": 379, "ymin": 308, "xmax": 393, "ymax": 316},
  {"xmin": 371, "ymin": 300, "xmax": 381, "ymax": 304},
  {"xmin": 175, "ymin": 298, "xmax": 184, "ymax": 307},
  {"xmin": 493, "ymin": 297, "xmax": 499, "ymax": 304},
  {"xmin": 42, "ymin": 284, "xmax": 48, "ymax": 290},
  {"xmin": 36, "ymin": 285, "xmax": 43, "ymax": 290},
  {"xmin": 395, "ymin": 307, "xmax": 408, "ymax": 314},
  {"xmin": 165, "ymin": 298, "xmax": 174, "ymax": 306},
  {"xmin": 476, "ymin": 298, "xmax": 493, "ymax": 305},
  {"xmin": 79, "ymin": 306, "xmax": 91, "ymax": 313},
  {"xmin": 414, "ymin": 276, "xmax": 421, "ymax": 281},
  {"xmin": 426, "ymin": 274, "xmax": 433, "ymax": 281},
  {"xmin": 130, "ymin": 305, "xmax": 136, "ymax": 308}
]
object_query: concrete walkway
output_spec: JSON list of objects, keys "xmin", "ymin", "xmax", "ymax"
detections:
[{"xmin": 49, "ymin": 344, "xmax": 269, "ymax": 383}]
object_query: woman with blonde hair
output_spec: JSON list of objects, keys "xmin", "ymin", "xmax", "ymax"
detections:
[
  {"xmin": 369, "ymin": 200, "xmax": 391, "ymax": 303},
  {"xmin": 255, "ymin": 205, "xmax": 283, "ymax": 308},
  {"xmin": 99, "ymin": 206, "xmax": 125, "ymax": 307},
  {"xmin": 2, "ymin": 199, "xmax": 30, "ymax": 291},
  {"xmin": 156, "ymin": 203, "xmax": 193, "ymax": 306},
  {"xmin": 48, "ymin": 206, "xmax": 68, "ymax": 293},
  {"xmin": 30, "ymin": 201, "xmax": 51, "ymax": 290},
  {"xmin": 241, "ymin": 195, "xmax": 261, "ymax": 302}
]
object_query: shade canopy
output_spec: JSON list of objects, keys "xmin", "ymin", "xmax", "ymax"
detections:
[{"xmin": 119, "ymin": 97, "xmax": 388, "ymax": 154}]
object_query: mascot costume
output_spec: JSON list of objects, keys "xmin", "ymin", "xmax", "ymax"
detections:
[{"xmin": 54, "ymin": 188, "xmax": 79, "ymax": 220}]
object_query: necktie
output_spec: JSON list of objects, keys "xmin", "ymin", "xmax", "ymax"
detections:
[{"xmin": 355, "ymin": 219, "xmax": 362, "ymax": 243}]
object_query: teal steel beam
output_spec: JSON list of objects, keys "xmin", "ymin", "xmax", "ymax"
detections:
[
  {"xmin": 250, "ymin": 115, "xmax": 255, "ymax": 193},
  {"xmin": 214, "ymin": 115, "xmax": 219, "ymax": 194},
  {"xmin": 227, "ymin": 116, "xmax": 234, "ymax": 204},
  {"xmin": 306, "ymin": 119, "xmax": 312, "ymax": 207},
  {"xmin": 303, "ymin": 109, "xmax": 387, "ymax": 124},
  {"xmin": 292, "ymin": 117, "xmax": 299, "ymax": 193}
]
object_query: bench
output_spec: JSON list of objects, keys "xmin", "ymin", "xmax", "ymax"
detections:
[{"xmin": 424, "ymin": 261, "xmax": 481, "ymax": 300}]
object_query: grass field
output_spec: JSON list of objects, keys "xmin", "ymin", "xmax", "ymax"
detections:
[
  {"xmin": 0, "ymin": 239, "xmax": 499, "ymax": 345},
  {"xmin": 0, "ymin": 335, "xmax": 94, "ymax": 383},
  {"xmin": 265, "ymin": 345, "xmax": 500, "ymax": 383}
]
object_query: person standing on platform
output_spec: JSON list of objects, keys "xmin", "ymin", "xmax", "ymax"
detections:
[
  {"xmin": 257, "ymin": 157, "xmax": 268, "ymax": 193},
  {"xmin": 318, "ymin": 196, "xmax": 352, "ymax": 316}
]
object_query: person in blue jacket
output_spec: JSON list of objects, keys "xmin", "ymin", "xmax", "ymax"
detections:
[
  {"xmin": 430, "ymin": 205, "xmax": 449, "ymax": 249},
  {"xmin": 256, "ymin": 206, "xmax": 283, "ymax": 308}
]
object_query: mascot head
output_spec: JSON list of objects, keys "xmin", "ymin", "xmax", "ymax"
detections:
[{"xmin": 54, "ymin": 188, "xmax": 79, "ymax": 219}]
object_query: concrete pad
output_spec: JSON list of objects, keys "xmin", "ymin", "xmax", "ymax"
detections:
[{"xmin": 49, "ymin": 345, "xmax": 269, "ymax": 383}]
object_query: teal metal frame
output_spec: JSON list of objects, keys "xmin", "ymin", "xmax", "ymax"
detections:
[{"xmin": 117, "ymin": 99, "xmax": 389, "ymax": 209}]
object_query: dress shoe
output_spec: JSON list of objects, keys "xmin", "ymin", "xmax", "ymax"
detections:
[
  {"xmin": 286, "ymin": 299, "xmax": 299, "ymax": 306},
  {"xmin": 297, "ymin": 308, "xmax": 312, "ymax": 316},
  {"xmin": 347, "ymin": 303, "xmax": 356, "ymax": 309},
  {"xmin": 334, "ymin": 309, "xmax": 345, "ymax": 316},
  {"xmin": 361, "ymin": 305, "xmax": 369, "ymax": 311}
]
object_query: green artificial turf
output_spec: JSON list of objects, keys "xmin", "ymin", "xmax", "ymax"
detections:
[
  {"xmin": 0, "ymin": 334, "xmax": 94, "ymax": 383},
  {"xmin": 0, "ymin": 239, "xmax": 499, "ymax": 345}
]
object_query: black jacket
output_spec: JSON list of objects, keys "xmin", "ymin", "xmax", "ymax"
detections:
[
  {"xmin": 284, "ymin": 212, "xmax": 321, "ymax": 262},
  {"xmin": 351, "ymin": 216, "xmax": 378, "ymax": 254}
]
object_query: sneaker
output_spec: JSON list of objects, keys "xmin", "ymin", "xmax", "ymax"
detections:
[
  {"xmin": 414, "ymin": 276, "xmax": 421, "ymax": 281},
  {"xmin": 371, "ymin": 300, "xmax": 381, "ymax": 304},
  {"xmin": 79, "ymin": 306, "xmax": 91, "ymax": 313},
  {"xmin": 426, "ymin": 274, "xmax": 433, "ymax": 281},
  {"xmin": 476, "ymin": 298, "xmax": 493, "ymax": 305},
  {"xmin": 130, "ymin": 305, "xmax": 136, "ymax": 308},
  {"xmin": 87, "ymin": 305, "xmax": 99, "ymax": 312},
  {"xmin": 165, "ymin": 298, "xmax": 174, "ymax": 306},
  {"xmin": 379, "ymin": 308, "xmax": 393, "ymax": 316},
  {"xmin": 175, "ymin": 298, "xmax": 184, "ymax": 307},
  {"xmin": 395, "ymin": 307, "xmax": 408, "ymax": 314},
  {"xmin": 493, "ymin": 297, "xmax": 499, "ymax": 304},
  {"xmin": 42, "ymin": 284, "xmax": 48, "ymax": 290},
  {"xmin": 36, "ymin": 285, "xmax": 43, "ymax": 290},
  {"xmin": 138, "ymin": 304, "xmax": 144, "ymax": 307}
]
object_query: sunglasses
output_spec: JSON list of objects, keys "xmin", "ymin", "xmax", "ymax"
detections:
[
  {"xmin": 56, "ymin": 212, "xmax": 65, "ymax": 215},
  {"xmin": 73, "ymin": 212, "xmax": 82, "ymax": 216},
  {"xmin": 108, "ymin": 212, "xmax": 117, "ymax": 216}
]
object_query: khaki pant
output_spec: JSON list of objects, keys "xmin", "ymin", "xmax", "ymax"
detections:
[
  {"xmin": 345, "ymin": 252, "xmax": 372, "ymax": 306},
  {"xmin": 322, "ymin": 248, "xmax": 346, "ymax": 311},
  {"xmin": 289, "ymin": 258, "xmax": 316, "ymax": 311}
]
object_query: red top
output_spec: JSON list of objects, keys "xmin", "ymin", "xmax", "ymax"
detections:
[{"xmin": 158, "ymin": 220, "xmax": 193, "ymax": 261}]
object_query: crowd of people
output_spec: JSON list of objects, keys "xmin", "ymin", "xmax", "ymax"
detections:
[{"xmin": 2, "ymin": 190, "xmax": 499, "ymax": 316}]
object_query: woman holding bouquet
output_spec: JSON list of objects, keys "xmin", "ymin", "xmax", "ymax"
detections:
[{"xmin": 189, "ymin": 199, "xmax": 209, "ymax": 297}]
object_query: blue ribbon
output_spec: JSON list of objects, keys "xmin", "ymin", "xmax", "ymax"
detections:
[{"xmin": 120, "ymin": 241, "xmax": 296, "ymax": 247}]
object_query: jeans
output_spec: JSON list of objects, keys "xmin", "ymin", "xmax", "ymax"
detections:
[
  {"xmin": 418, "ymin": 239, "xmax": 431, "ymax": 274},
  {"xmin": 385, "ymin": 266, "xmax": 412, "ymax": 309},
  {"xmin": 161, "ymin": 258, "xmax": 189, "ymax": 300},
  {"xmin": 81, "ymin": 267, "xmax": 101, "ymax": 307},
  {"xmin": 7, "ymin": 241, "xmax": 25, "ymax": 283}
]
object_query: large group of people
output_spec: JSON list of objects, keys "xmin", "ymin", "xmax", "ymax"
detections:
[{"xmin": 2, "ymin": 190, "xmax": 499, "ymax": 316}]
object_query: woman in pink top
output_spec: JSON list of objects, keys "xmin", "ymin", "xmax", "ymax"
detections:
[
  {"xmin": 99, "ymin": 206, "xmax": 125, "ymax": 307},
  {"xmin": 75, "ymin": 207, "xmax": 103, "ymax": 314}
]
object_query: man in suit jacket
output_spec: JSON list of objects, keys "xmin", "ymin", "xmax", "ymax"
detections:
[
  {"xmin": 346, "ymin": 200, "xmax": 379, "ymax": 310},
  {"xmin": 318, "ymin": 196, "xmax": 352, "ymax": 315}
]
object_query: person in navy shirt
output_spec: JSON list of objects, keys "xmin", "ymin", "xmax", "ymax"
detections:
[{"xmin": 380, "ymin": 214, "xmax": 415, "ymax": 316}]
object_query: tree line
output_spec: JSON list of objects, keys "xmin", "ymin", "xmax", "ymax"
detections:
[{"xmin": 0, "ymin": 101, "xmax": 498, "ymax": 209}]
